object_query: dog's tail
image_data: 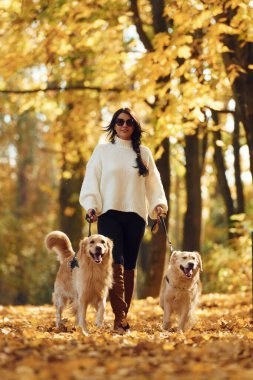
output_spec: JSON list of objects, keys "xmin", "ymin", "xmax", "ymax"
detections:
[{"xmin": 45, "ymin": 231, "xmax": 74, "ymax": 263}]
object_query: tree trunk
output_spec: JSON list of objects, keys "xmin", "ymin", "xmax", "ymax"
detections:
[
  {"xmin": 213, "ymin": 129, "xmax": 234, "ymax": 219},
  {"xmin": 14, "ymin": 112, "xmax": 37, "ymax": 304},
  {"xmin": 133, "ymin": 0, "xmax": 171, "ymax": 297},
  {"xmin": 59, "ymin": 152, "xmax": 84, "ymax": 253},
  {"xmin": 150, "ymin": 0, "xmax": 167, "ymax": 34},
  {"xmin": 15, "ymin": 112, "xmax": 35, "ymax": 215},
  {"xmin": 233, "ymin": 111, "xmax": 245, "ymax": 214},
  {"xmin": 182, "ymin": 131, "xmax": 202, "ymax": 252},
  {"xmin": 174, "ymin": 174, "xmax": 181, "ymax": 249},
  {"xmin": 58, "ymin": 104, "xmax": 84, "ymax": 252},
  {"xmin": 232, "ymin": 68, "xmax": 253, "ymax": 181},
  {"xmin": 137, "ymin": 138, "xmax": 170, "ymax": 298},
  {"xmin": 222, "ymin": 6, "xmax": 253, "ymax": 180}
]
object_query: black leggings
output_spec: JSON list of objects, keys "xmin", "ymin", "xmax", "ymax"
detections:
[{"xmin": 97, "ymin": 210, "xmax": 145, "ymax": 270}]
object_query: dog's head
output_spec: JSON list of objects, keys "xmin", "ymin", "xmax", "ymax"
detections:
[
  {"xmin": 79, "ymin": 234, "xmax": 113, "ymax": 264},
  {"xmin": 170, "ymin": 250, "xmax": 202, "ymax": 279}
]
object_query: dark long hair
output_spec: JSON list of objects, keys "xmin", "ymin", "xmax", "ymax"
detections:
[{"xmin": 105, "ymin": 108, "xmax": 149, "ymax": 177}]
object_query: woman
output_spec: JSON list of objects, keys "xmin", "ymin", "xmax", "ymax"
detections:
[{"xmin": 79, "ymin": 108, "xmax": 168, "ymax": 332}]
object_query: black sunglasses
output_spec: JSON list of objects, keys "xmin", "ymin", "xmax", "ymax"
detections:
[{"xmin": 115, "ymin": 118, "xmax": 134, "ymax": 127}]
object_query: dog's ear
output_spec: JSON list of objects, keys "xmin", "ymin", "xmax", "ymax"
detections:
[
  {"xmin": 194, "ymin": 251, "xmax": 203, "ymax": 271},
  {"xmin": 79, "ymin": 237, "xmax": 89, "ymax": 255},
  {"xmin": 106, "ymin": 238, "xmax": 113, "ymax": 254},
  {"xmin": 170, "ymin": 251, "xmax": 179, "ymax": 264}
]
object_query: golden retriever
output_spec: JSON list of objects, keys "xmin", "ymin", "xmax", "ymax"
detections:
[
  {"xmin": 160, "ymin": 250, "xmax": 202, "ymax": 332},
  {"xmin": 45, "ymin": 231, "xmax": 113, "ymax": 335}
]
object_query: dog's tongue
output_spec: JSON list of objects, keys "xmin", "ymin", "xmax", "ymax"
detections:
[
  {"xmin": 94, "ymin": 254, "xmax": 102, "ymax": 263},
  {"xmin": 184, "ymin": 267, "xmax": 193, "ymax": 277}
]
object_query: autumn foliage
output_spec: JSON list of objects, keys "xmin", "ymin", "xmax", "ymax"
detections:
[{"xmin": 0, "ymin": 293, "xmax": 252, "ymax": 379}]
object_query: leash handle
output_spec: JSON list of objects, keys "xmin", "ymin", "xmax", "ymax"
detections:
[{"xmin": 85, "ymin": 209, "xmax": 96, "ymax": 237}]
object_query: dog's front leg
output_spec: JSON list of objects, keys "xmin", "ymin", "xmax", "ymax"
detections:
[
  {"xmin": 162, "ymin": 299, "xmax": 172, "ymax": 330},
  {"xmin": 178, "ymin": 308, "xmax": 193, "ymax": 332},
  {"xmin": 56, "ymin": 308, "xmax": 62, "ymax": 329},
  {"xmin": 77, "ymin": 297, "xmax": 89, "ymax": 335},
  {"xmin": 95, "ymin": 298, "xmax": 106, "ymax": 327}
]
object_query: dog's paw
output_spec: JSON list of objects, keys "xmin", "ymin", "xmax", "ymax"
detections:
[
  {"xmin": 178, "ymin": 322, "xmax": 193, "ymax": 332},
  {"xmin": 163, "ymin": 322, "xmax": 170, "ymax": 330},
  {"xmin": 76, "ymin": 325, "xmax": 89, "ymax": 336},
  {"xmin": 55, "ymin": 324, "xmax": 68, "ymax": 333}
]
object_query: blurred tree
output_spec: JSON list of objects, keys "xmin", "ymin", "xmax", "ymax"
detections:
[
  {"xmin": 183, "ymin": 130, "xmax": 202, "ymax": 251},
  {"xmin": 0, "ymin": 108, "xmax": 58, "ymax": 304},
  {"xmin": 131, "ymin": 0, "xmax": 171, "ymax": 297},
  {"xmin": 58, "ymin": 103, "xmax": 83, "ymax": 251},
  {"xmin": 233, "ymin": 111, "xmax": 245, "ymax": 214},
  {"xmin": 212, "ymin": 108, "xmax": 246, "ymax": 238},
  {"xmin": 137, "ymin": 138, "xmax": 170, "ymax": 298},
  {"xmin": 212, "ymin": 112, "xmax": 234, "ymax": 220},
  {"xmin": 221, "ymin": 2, "xmax": 253, "ymax": 180}
]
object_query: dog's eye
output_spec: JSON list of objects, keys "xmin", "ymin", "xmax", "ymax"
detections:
[
  {"xmin": 191, "ymin": 257, "xmax": 196, "ymax": 260},
  {"xmin": 90, "ymin": 240, "xmax": 94, "ymax": 244},
  {"xmin": 183, "ymin": 256, "xmax": 187, "ymax": 260},
  {"xmin": 101, "ymin": 240, "xmax": 106, "ymax": 244}
]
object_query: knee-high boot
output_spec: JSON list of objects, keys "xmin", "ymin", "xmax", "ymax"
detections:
[
  {"xmin": 109, "ymin": 263, "xmax": 129, "ymax": 331},
  {"xmin": 124, "ymin": 269, "xmax": 135, "ymax": 316}
]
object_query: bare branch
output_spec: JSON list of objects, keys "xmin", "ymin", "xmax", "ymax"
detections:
[
  {"xmin": 150, "ymin": 0, "xmax": 168, "ymax": 34},
  {"xmin": 130, "ymin": 0, "xmax": 153, "ymax": 52},
  {"xmin": 205, "ymin": 106, "xmax": 235, "ymax": 114},
  {"xmin": 144, "ymin": 99, "xmax": 156, "ymax": 109},
  {"xmin": 0, "ymin": 84, "xmax": 121, "ymax": 95}
]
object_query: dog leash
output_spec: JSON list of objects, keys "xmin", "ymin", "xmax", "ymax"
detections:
[
  {"xmin": 85, "ymin": 209, "xmax": 96, "ymax": 237},
  {"xmin": 151, "ymin": 215, "xmax": 174, "ymax": 255},
  {"xmin": 69, "ymin": 209, "xmax": 96, "ymax": 270}
]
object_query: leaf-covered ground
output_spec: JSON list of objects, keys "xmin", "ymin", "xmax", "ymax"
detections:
[{"xmin": 0, "ymin": 292, "xmax": 252, "ymax": 380}]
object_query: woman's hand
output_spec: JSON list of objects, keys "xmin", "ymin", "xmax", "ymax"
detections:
[
  {"xmin": 87, "ymin": 208, "xmax": 98, "ymax": 222},
  {"xmin": 155, "ymin": 205, "xmax": 165, "ymax": 218}
]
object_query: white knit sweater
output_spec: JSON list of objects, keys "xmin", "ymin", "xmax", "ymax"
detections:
[{"xmin": 79, "ymin": 136, "xmax": 168, "ymax": 223}]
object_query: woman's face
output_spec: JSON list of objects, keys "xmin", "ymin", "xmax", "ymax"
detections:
[{"xmin": 114, "ymin": 112, "xmax": 134, "ymax": 140}]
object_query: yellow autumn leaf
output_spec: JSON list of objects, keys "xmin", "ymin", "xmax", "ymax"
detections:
[
  {"xmin": 162, "ymin": 342, "xmax": 175, "ymax": 351},
  {"xmin": 62, "ymin": 171, "xmax": 72, "ymax": 179},
  {"xmin": 177, "ymin": 45, "xmax": 192, "ymax": 59},
  {"xmin": 64, "ymin": 207, "xmax": 76, "ymax": 216}
]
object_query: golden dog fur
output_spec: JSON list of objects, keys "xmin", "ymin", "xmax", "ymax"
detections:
[
  {"xmin": 45, "ymin": 231, "xmax": 113, "ymax": 335},
  {"xmin": 160, "ymin": 250, "xmax": 202, "ymax": 332}
]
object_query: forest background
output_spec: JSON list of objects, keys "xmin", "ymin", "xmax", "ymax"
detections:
[{"xmin": 0, "ymin": 0, "xmax": 252, "ymax": 305}]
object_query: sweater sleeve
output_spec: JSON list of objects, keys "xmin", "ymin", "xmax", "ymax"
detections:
[
  {"xmin": 144, "ymin": 147, "xmax": 168, "ymax": 219},
  {"xmin": 79, "ymin": 145, "xmax": 103, "ymax": 214}
]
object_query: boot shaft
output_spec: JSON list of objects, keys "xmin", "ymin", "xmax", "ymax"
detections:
[
  {"xmin": 124, "ymin": 269, "xmax": 135, "ymax": 314},
  {"xmin": 109, "ymin": 263, "xmax": 127, "ymax": 323}
]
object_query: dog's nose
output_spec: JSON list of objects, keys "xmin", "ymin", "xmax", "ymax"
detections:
[
  {"xmin": 187, "ymin": 262, "xmax": 194, "ymax": 269},
  {"xmin": 95, "ymin": 246, "xmax": 102, "ymax": 254}
]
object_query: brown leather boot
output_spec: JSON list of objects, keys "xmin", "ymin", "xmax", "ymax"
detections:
[
  {"xmin": 124, "ymin": 269, "xmax": 135, "ymax": 316},
  {"xmin": 109, "ymin": 263, "xmax": 129, "ymax": 332}
]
